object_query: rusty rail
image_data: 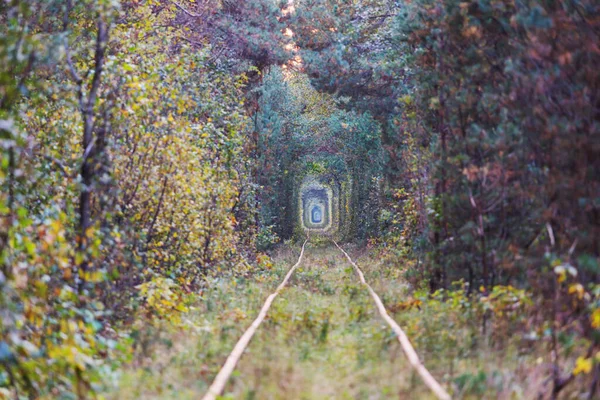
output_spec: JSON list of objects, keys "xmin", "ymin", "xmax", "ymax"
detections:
[
  {"xmin": 333, "ymin": 240, "xmax": 452, "ymax": 400},
  {"xmin": 202, "ymin": 238, "xmax": 309, "ymax": 400}
]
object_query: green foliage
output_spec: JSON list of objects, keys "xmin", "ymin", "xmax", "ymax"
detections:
[
  {"xmin": 171, "ymin": 0, "xmax": 292, "ymax": 73},
  {"xmin": 136, "ymin": 277, "xmax": 190, "ymax": 325},
  {"xmin": 0, "ymin": 1, "xmax": 257, "ymax": 397},
  {"xmin": 290, "ymin": 0, "xmax": 600, "ymax": 395},
  {"xmin": 292, "ymin": 0, "xmax": 400, "ymax": 114},
  {"xmin": 453, "ymin": 371, "xmax": 488, "ymax": 397},
  {"xmin": 397, "ymin": 4, "xmax": 600, "ymax": 391},
  {"xmin": 2, "ymin": 0, "xmax": 599, "ymax": 397},
  {"xmin": 256, "ymin": 225, "xmax": 280, "ymax": 252},
  {"xmin": 255, "ymin": 68, "xmax": 384, "ymax": 241}
]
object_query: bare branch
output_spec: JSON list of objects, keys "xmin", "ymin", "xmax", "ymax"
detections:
[
  {"xmin": 82, "ymin": 137, "xmax": 97, "ymax": 163},
  {"xmin": 43, "ymin": 155, "xmax": 70, "ymax": 177},
  {"xmin": 62, "ymin": 0, "xmax": 83, "ymax": 85},
  {"xmin": 171, "ymin": 0, "xmax": 205, "ymax": 18},
  {"xmin": 86, "ymin": 17, "xmax": 108, "ymax": 115},
  {"xmin": 179, "ymin": 35, "xmax": 204, "ymax": 47},
  {"xmin": 546, "ymin": 222, "xmax": 555, "ymax": 248}
]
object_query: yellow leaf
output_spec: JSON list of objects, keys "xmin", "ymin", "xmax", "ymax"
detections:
[
  {"xmin": 573, "ymin": 356, "xmax": 593, "ymax": 375},
  {"xmin": 568, "ymin": 283, "xmax": 585, "ymax": 300},
  {"xmin": 591, "ymin": 308, "xmax": 600, "ymax": 329}
]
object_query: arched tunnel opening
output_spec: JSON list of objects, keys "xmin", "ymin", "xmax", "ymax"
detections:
[
  {"xmin": 299, "ymin": 177, "xmax": 335, "ymax": 232},
  {"xmin": 292, "ymin": 172, "xmax": 355, "ymax": 240}
]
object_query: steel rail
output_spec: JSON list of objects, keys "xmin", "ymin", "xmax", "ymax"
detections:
[
  {"xmin": 201, "ymin": 238, "xmax": 309, "ymax": 400},
  {"xmin": 333, "ymin": 240, "xmax": 452, "ymax": 400}
]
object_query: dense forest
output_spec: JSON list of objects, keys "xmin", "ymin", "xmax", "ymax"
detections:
[{"xmin": 1, "ymin": 0, "xmax": 598, "ymax": 399}]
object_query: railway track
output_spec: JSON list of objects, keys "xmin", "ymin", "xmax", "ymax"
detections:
[
  {"xmin": 202, "ymin": 239, "xmax": 451, "ymax": 400},
  {"xmin": 201, "ymin": 238, "xmax": 309, "ymax": 400},
  {"xmin": 333, "ymin": 240, "xmax": 451, "ymax": 400}
]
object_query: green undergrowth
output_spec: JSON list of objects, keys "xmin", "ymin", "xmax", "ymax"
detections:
[
  {"xmin": 348, "ymin": 245, "xmax": 591, "ymax": 399},
  {"xmin": 102, "ymin": 243, "xmax": 585, "ymax": 399},
  {"xmin": 102, "ymin": 243, "xmax": 433, "ymax": 399}
]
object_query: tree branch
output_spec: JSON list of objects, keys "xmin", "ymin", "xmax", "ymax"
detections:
[{"xmin": 171, "ymin": 0, "xmax": 205, "ymax": 18}]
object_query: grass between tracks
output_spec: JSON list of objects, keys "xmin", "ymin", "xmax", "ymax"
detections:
[{"xmin": 102, "ymin": 242, "xmax": 561, "ymax": 399}]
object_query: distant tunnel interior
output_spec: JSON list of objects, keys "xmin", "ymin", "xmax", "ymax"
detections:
[
  {"xmin": 298, "ymin": 176, "xmax": 340, "ymax": 235},
  {"xmin": 301, "ymin": 187, "xmax": 329, "ymax": 230}
]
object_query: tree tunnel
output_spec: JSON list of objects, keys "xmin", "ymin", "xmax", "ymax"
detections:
[
  {"xmin": 290, "ymin": 168, "xmax": 355, "ymax": 240},
  {"xmin": 299, "ymin": 176, "xmax": 335, "ymax": 232},
  {"xmin": 255, "ymin": 68, "xmax": 384, "ymax": 245}
]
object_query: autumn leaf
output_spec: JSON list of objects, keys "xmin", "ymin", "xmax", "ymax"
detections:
[
  {"xmin": 573, "ymin": 357, "xmax": 593, "ymax": 376},
  {"xmin": 591, "ymin": 309, "xmax": 600, "ymax": 329}
]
